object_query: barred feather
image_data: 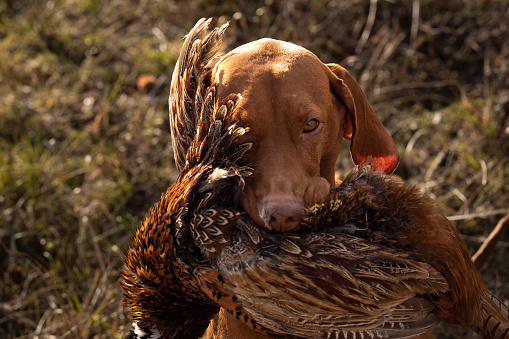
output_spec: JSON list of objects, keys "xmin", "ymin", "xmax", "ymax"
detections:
[{"xmin": 169, "ymin": 18, "xmax": 229, "ymax": 173}]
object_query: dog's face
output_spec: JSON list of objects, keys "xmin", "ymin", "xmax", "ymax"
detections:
[{"xmin": 211, "ymin": 39, "xmax": 347, "ymax": 232}]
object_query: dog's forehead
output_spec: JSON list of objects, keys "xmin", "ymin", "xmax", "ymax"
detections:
[
  {"xmin": 212, "ymin": 38, "xmax": 327, "ymax": 99},
  {"xmin": 213, "ymin": 38, "xmax": 319, "ymax": 77},
  {"xmin": 227, "ymin": 38, "xmax": 308, "ymax": 58}
]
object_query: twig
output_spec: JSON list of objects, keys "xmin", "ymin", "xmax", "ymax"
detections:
[
  {"xmin": 472, "ymin": 212, "xmax": 509, "ymax": 272},
  {"xmin": 34, "ymin": 308, "xmax": 56, "ymax": 339},
  {"xmin": 410, "ymin": 0, "xmax": 420, "ymax": 56},
  {"xmin": 446, "ymin": 208, "xmax": 509, "ymax": 221},
  {"xmin": 482, "ymin": 42, "xmax": 493, "ymax": 124},
  {"xmin": 373, "ymin": 79, "xmax": 460, "ymax": 96},
  {"xmin": 85, "ymin": 217, "xmax": 106, "ymax": 273},
  {"xmin": 355, "ymin": 0, "xmax": 377, "ymax": 55}
]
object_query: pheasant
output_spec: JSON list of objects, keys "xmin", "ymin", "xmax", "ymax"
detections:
[
  {"xmin": 120, "ymin": 86, "xmax": 251, "ymax": 339},
  {"xmin": 121, "ymin": 18, "xmax": 509, "ymax": 339},
  {"xmin": 192, "ymin": 162, "xmax": 509, "ymax": 338},
  {"xmin": 120, "ymin": 18, "xmax": 250, "ymax": 339}
]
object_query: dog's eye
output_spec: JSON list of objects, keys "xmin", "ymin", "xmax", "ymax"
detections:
[{"xmin": 303, "ymin": 119, "xmax": 319, "ymax": 133}]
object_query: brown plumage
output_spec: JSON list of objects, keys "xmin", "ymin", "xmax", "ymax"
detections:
[
  {"xmin": 192, "ymin": 162, "xmax": 509, "ymax": 338},
  {"xmin": 121, "ymin": 20, "xmax": 249, "ymax": 336},
  {"xmin": 120, "ymin": 88, "xmax": 250, "ymax": 339},
  {"xmin": 169, "ymin": 18, "xmax": 229, "ymax": 173},
  {"xmin": 122, "ymin": 18, "xmax": 509, "ymax": 339}
]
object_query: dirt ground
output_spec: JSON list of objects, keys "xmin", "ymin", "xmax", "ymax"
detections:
[{"xmin": 1, "ymin": 0, "xmax": 507, "ymax": 337}]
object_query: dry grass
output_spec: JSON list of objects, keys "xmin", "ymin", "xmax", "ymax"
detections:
[{"xmin": 0, "ymin": 0, "xmax": 507, "ymax": 338}]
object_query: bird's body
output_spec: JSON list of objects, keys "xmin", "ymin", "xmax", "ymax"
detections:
[
  {"xmin": 121, "ymin": 88, "xmax": 249, "ymax": 338},
  {"xmin": 121, "ymin": 18, "xmax": 509, "ymax": 339},
  {"xmin": 121, "ymin": 18, "xmax": 248, "ymax": 337},
  {"xmin": 192, "ymin": 162, "xmax": 509, "ymax": 338}
]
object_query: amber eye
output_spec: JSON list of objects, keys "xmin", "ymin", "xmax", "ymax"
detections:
[{"xmin": 303, "ymin": 119, "xmax": 319, "ymax": 133}]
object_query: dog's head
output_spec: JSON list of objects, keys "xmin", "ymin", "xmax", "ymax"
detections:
[{"xmin": 210, "ymin": 38, "xmax": 399, "ymax": 232}]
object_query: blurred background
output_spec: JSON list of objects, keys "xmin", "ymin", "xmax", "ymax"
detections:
[{"xmin": 0, "ymin": 0, "xmax": 508, "ymax": 337}]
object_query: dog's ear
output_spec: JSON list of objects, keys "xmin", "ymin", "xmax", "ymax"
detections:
[{"xmin": 327, "ymin": 63, "xmax": 399, "ymax": 174}]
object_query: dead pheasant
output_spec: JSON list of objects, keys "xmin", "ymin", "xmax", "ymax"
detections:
[
  {"xmin": 120, "ymin": 87, "xmax": 251, "ymax": 339},
  {"xmin": 120, "ymin": 18, "xmax": 251, "ymax": 338},
  {"xmin": 193, "ymin": 162, "xmax": 509, "ymax": 338}
]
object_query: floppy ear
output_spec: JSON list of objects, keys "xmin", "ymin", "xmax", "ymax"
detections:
[{"xmin": 326, "ymin": 63, "xmax": 399, "ymax": 174}]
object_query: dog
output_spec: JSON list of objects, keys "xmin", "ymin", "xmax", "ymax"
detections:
[{"xmin": 203, "ymin": 37, "xmax": 399, "ymax": 338}]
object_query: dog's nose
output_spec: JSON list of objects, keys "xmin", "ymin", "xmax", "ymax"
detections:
[
  {"xmin": 269, "ymin": 212, "xmax": 301, "ymax": 232},
  {"xmin": 261, "ymin": 201, "xmax": 304, "ymax": 232}
]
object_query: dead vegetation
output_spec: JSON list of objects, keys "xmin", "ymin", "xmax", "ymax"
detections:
[{"xmin": 0, "ymin": 0, "xmax": 507, "ymax": 338}]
